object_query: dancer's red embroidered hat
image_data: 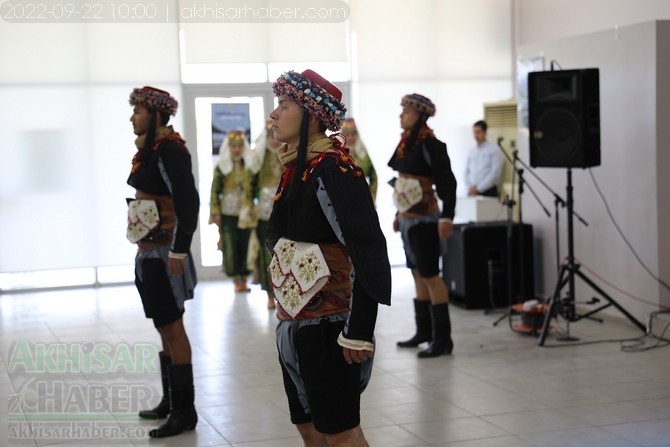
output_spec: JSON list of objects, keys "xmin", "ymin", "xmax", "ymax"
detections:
[{"xmin": 272, "ymin": 69, "xmax": 347, "ymax": 131}]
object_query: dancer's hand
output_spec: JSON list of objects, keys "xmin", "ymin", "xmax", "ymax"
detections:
[
  {"xmin": 168, "ymin": 257, "xmax": 185, "ymax": 276},
  {"xmin": 342, "ymin": 347, "xmax": 373, "ymax": 364},
  {"xmin": 438, "ymin": 220, "xmax": 453, "ymax": 240}
]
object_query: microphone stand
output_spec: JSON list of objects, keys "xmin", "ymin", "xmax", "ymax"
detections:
[{"xmin": 492, "ymin": 139, "xmax": 550, "ymax": 327}]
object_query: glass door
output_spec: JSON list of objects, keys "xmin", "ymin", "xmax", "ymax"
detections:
[{"xmin": 182, "ymin": 85, "xmax": 276, "ymax": 280}]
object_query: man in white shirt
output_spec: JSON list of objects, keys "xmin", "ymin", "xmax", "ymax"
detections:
[{"xmin": 464, "ymin": 120, "xmax": 505, "ymax": 197}]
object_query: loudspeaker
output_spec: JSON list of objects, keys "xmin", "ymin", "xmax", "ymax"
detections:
[
  {"xmin": 529, "ymin": 68, "xmax": 600, "ymax": 168},
  {"xmin": 442, "ymin": 222, "xmax": 534, "ymax": 310}
]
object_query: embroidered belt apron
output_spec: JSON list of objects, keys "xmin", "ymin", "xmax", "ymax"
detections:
[
  {"xmin": 127, "ymin": 192, "xmax": 176, "ymax": 252},
  {"xmin": 392, "ymin": 177, "xmax": 423, "ymax": 212},
  {"xmin": 269, "ymin": 238, "xmax": 331, "ymax": 318}
]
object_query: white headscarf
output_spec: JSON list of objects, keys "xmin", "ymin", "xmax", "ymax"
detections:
[{"xmin": 217, "ymin": 132, "xmax": 256, "ymax": 175}]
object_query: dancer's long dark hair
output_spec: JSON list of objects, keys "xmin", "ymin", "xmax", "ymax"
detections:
[
  {"xmin": 140, "ymin": 110, "xmax": 170, "ymax": 163},
  {"xmin": 287, "ymin": 110, "xmax": 312, "ymax": 204},
  {"xmin": 404, "ymin": 112, "xmax": 428, "ymax": 152}
]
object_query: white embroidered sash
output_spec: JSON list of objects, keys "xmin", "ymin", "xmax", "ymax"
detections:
[
  {"xmin": 392, "ymin": 177, "xmax": 423, "ymax": 212},
  {"xmin": 269, "ymin": 238, "xmax": 331, "ymax": 318},
  {"xmin": 126, "ymin": 199, "xmax": 160, "ymax": 243}
]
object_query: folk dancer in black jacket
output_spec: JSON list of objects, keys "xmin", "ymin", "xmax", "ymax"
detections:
[
  {"xmin": 267, "ymin": 69, "xmax": 392, "ymax": 446},
  {"xmin": 127, "ymin": 86, "xmax": 199, "ymax": 437},
  {"xmin": 389, "ymin": 93, "xmax": 457, "ymax": 358}
]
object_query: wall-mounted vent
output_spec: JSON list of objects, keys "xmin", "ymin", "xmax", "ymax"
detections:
[{"xmin": 484, "ymin": 100, "xmax": 518, "ymax": 128}]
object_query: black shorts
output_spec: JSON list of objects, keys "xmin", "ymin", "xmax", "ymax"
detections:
[
  {"xmin": 405, "ymin": 221, "xmax": 441, "ymax": 277},
  {"xmin": 135, "ymin": 257, "xmax": 184, "ymax": 327},
  {"xmin": 279, "ymin": 319, "xmax": 362, "ymax": 434}
]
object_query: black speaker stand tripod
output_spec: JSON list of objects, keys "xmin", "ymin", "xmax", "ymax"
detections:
[{"xmin": 537, "ymin": 168, "xmax": 646, "ymax": 346}]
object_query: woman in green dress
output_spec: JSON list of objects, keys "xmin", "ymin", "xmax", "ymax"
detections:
[{"xmin": 210, "ymin": 130, "xmax": 255, "ymax": 293}]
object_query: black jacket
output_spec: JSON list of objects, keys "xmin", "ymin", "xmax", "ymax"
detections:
[
  {"xmin": 127, "ymin": 140, "xmax": 199, "ymax": 253},
  {"xmin": 265, "ymin": 154, "xmax": 392, "ymax": 342},
  {"xmin": 388, "ymin": 135, "xmax": 457, "ymax": 219}
]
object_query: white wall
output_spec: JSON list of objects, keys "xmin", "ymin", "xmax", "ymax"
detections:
[
  {"xmin": 0, "ymin": 21, "xmax": 181, "ymax": 274},
  {"xmin": 517, "ymin": 21, "xmax": 668, "ymax": 322},
  {"xmin": 657, "ymin": 23, "xmax": 670, "ymax": 310},
  {"xmin": 515, "ymin": 0, "xmax": 670, "ymax": 47}
]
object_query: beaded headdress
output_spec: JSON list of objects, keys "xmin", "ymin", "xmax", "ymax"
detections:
[
  {"xmin": 129, "ymin": 86, "xmax": 178, "ymax": 116},
  {"xmin": 272, "ymin": 69, "xmax": 347, "ymax": 132},
  {"xmin": 401, "ymin": 93, "xmax": 436, "ymax": 117},
  {"xmin": 227, "ymin": 130, "xmax": 246, "ymax": 144}
]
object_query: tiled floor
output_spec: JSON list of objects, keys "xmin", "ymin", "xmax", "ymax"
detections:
[{"xmin": 1, "ymin": 266, "xmax": 669, "ymax": 446}]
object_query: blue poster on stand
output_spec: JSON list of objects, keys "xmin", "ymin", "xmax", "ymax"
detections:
[{"xmin": 211, "ymin": 103, "xmax": 251, "ymax": 154}]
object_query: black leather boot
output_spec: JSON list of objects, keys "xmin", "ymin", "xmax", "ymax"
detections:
[
  {"xmin": 418, "ymin": 303, "xmax": 453, "ymax": 358},
  {"xmin": 139, "ymin": 353, "xmax": 171, "ymax": 419},
  {"xmin": 397, "ymin": 299, "xmax": 432, "ymax": 347},
  {"xmin": 149, "ymin": 364, "xmax": 198, "ymax": 438}
]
